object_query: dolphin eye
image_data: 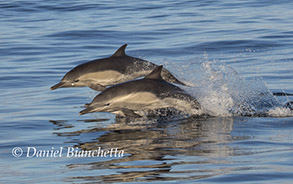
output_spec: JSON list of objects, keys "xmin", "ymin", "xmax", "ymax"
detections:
[{"xmin": 71, "ymin": 79, "xmax": 79, "ymax": 86}]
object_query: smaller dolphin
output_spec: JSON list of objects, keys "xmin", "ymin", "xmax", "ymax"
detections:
[
  {"xmin": 79, "ymin": 66, "xmax": 203, "ymax": 117},
  {"xmin": 51, "ymin": 44, "xmax": 185, "ymax": 91}
]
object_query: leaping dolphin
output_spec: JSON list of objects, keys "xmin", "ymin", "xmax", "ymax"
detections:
[
  {"xmin": 51, "ymin": 44, "xmax": 186, "ymax": 91},
  {"xmin": 79, "ymin": 66, "xmax": 203, "ymax": 117}
]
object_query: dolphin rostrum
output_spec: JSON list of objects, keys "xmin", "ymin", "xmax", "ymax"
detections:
[
  {"xmin": 51, "ymin": 44, "xmax": 186, "ymax": 91},
  {"xmin": 79, "ymin": 66, "xmax": 203, "ymax": 117}
]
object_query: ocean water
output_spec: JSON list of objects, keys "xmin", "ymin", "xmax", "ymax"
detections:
[{"xmin": 1, "ymin": 0, "xmax": 293, "ymax": 183}]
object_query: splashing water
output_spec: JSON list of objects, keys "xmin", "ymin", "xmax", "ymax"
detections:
[{"xmin": 166, "ymin": 59, "xmax": 293, "ymax": 117}]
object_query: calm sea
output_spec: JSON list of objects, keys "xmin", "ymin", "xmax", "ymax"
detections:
[{"xmin": 1, "ymin": 0, "xmax": 293, "ymax": 183}]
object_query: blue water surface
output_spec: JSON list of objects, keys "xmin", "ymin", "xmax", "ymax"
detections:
[{"xmin": 1, "ymin": 0, "xmax": 293, "ymax": 183}]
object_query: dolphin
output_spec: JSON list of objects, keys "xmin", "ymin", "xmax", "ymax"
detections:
[
  {"xmin": 79, "ymin": 66, "xmax": 203, "ymax": 117},
  {"xmin": 51, "ymin": 44, "xmax": 186, "ymax": 91}
]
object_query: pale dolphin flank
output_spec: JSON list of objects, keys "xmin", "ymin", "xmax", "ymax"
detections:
[
  {"xmin": 51, "ymin": 44, "xmax": 186, "ymax": 91},
  {"xmin": 79, "ymin": 66, "xmax": 203, "ymax": 117}
]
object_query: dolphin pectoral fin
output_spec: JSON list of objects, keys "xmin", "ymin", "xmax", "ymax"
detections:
[
  {"xmin": 121, "ymin": 109, "xmax": 142, "ymax": 117},
  {"xmin": 88, "ymin": 84, "xmax": 106, "ymax": 91}
]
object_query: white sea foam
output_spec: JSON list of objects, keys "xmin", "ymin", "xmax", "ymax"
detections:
[{"xmin": 267, "ymin": 107, "xmax": 293, "ymax": 117}]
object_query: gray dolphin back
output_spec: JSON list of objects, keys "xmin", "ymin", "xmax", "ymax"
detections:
[{"xmin": 51, "ymin": 44, "xmax": 187, "ymax": 91}]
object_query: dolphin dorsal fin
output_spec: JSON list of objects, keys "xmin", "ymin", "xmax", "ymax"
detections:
[
  {"xmin": 111, "ymin": 44, "xmax": 127, "ymax": 57},
  {"xmin": 144, "ymin": 65, "xmax": 163, "ymax": 80}
]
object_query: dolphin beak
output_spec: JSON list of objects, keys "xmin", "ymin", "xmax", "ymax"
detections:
[
  {"xmin": 79, "ymin": 107, "xmax": 93, "ymax": 116},
  {"xmin": 84, "ymin": 103, "xmax": 90, "ymax": 107},
  {"xmin": 50, "ymin": 82, "xmax": 66, "ymax": 90},
  {"xmin": 79, "ymin": 105, "xmax": 105, "ymax": 115}
]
